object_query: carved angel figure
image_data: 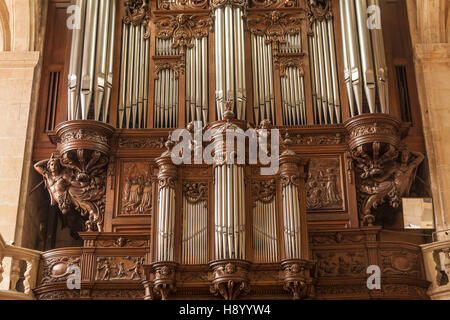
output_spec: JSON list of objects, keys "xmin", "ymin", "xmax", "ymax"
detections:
[{"xmin": 359, "ymin": 150, "xmax": 425, "ymax": 225}]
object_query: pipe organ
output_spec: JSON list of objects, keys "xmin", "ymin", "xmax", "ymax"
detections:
[
  {"xmin": 340, "ymin": 0, "xmax": 389, "ymax": 116},
  {"xmin": 68, "ymin": 0, "xmax": 116, "ymax": 122},
  {"xmin": 34, "ymin": 0, "xmax": 430, "ymax": 301}
]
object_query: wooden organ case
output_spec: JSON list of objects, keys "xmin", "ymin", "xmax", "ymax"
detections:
[{"xmin": 32, "ymin": 0, "xmax": 431, "ymax": 300}]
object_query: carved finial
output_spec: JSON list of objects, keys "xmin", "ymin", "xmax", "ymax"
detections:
[
  {"xmin": 259, "ymin": 119, "xmax": 272, "ymax": 130},
  {"xmin": 283, "ymin": 131, "xmax": 293, "ymax": 149},
  {"xmin": 187, "ymin": 121, "xmax": 195, "ymax": 133},
  {"xmin": 165, "ymin": 134, "xmax": 175, "ymax": 152}
]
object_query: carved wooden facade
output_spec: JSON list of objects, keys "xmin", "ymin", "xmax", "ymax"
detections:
[{"xmin": 32, "ymin": 0, "xmax": 430, "ymax": 300}]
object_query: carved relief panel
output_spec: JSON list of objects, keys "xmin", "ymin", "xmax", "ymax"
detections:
[
  {"xmin": 306, "ymin": 156, "xmax": 345, "ymax": 211},
  {"xmin": 118, "ymin": 161, "xmax": 155, "ymax": 216},
  {"xmin": 95, "ymin": 256, "xmax": 145, "ymax": 281}
]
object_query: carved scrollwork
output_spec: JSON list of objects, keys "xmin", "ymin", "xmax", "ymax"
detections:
[
  {"xmin": 154, "ymin": 60, "xmax": 185, "ymax": 79},
  {"xmin": 210, "ymin": 0, "xmax": 248, "ymax": 11},
  {"xmin": 252, "ymin": 179, "xmax": 276, "ymax": 205},
  {"xmin": 183, "ymin": 182, "xmax": 208, "ymax": 204},
  {"xmin": 158, "ymin": 0, "xmax": 208, "ymax": 10},
  {"xmin": 209, "ymin": 260, "xmax": 250, "ymax": 300},
  {"xmin": 155, "ymin": 14, "xmax": 210, "ymax": 55},
  {"xmin": 247, "ymin": 10, "xmax": 306, "ymax": 65},
  {"xmin": 250, "ymin": 0, "xmax": 296, "ymax": 8},
  {"xmin": 41, "ymin": 256, "xmax": 81, "ymax": 285},
  {"xmin": 124, "ymin": 0, "xmax": 151, "ymax": 38},
  {"xmin": 278, "ymin": 57, "xmax": 305, "ymax": 77}
]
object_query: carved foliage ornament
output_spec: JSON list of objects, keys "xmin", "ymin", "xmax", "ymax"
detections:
[
  {"xmin": 247, "ymin": 10, "xmax": 306, "ymax": 66},
  {"xmin": 252, "ymin": 179, "xmax": 276, "ymax": 205},
  {"xmin": 183, "ymin": 182, "xmax": 208, "ymax": 204},
  {"xmin": 155, "ymin": 14, "xmax": 210, "ymax": 55},
  {"xmin": 154, "ymin": 60, "xmax": 185, "ymax": 79},
  {"xmin": 250, "ymin": 0, "xmax": 296, "ymax": 8},
  {"xmin": 124, "ymin": 0, "xmax": 152, "ymax": 39},
  {"xmin": 210, "ymin": 0, "xmax": 249, "ymax": 11},
  {"xmin": 159, "ymin": 0, "xmax": 208, "ymax": 10}
]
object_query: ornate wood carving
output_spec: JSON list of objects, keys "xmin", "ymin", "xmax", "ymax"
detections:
[
  {"xmin": 279, "ymin": 134, "xmax": 308, "ymax": 187},
  {"xmin": 306, "ymin": 157, "xmax": 343, "ymax": 210},
  {"xmin": 210, "ymin": 0, "xmax": 248, "ymax": 11},
  {"xmin": 307, "ymin": 0, "xmax": 333, "ymax": 35},
  {"xmin": 314, "ymin": 251, "xmax": 366, "ymax": 277},
  {"xmin": 251, "ymin": 179, "xmax": 276, "ymax": 205},
  {"xmin": 41, "ymin": 256, "xmax": 81, "ymax": 285},
  {"xmin": 209, "ymin": 260, "xmax": 251, "ymax": 300},
  {"xmin": 124, "ymin": 0, "xmax": 151, "ymax": 38},
  {"xmin": 158, "ymin": 0, "xmax": 209, "ymax": 10},
  {"xmin": 247, "ymin": 10, "xmax": 306, "ymax": 66},
  {"xmin": 292, "ymin": 133, "xmax": 344, "ymax": 145},
  {"xmin": 183, "ymin": 182, "xmax": 208, "ymax": 203},
  {"xmin": 154, "ymin": 59, "xmax": 185, "ymax": 79},
  {"xmin": 96, "ymin": 237, "xmax": 147, "ymax": 248},
  {"xmin": 280, "ymin": 259, "xmax": 315, "ymax": 300},
  {"xmin": 157, "ymin": 139, "xmax": 179, "ymax": 190},
  {"xmin": 118, "ymin": 136, "xmax": 167, "ymax": 149},
  {"xmin": 96, "ymin": 256, "xmax": 145, "ymax": 281},
  {"xmin": 152, "ymin": 262, "xmax": 178, "ymax": 300},
  {"xmin": 35, "ymin": 121, "xmax": 114, "ymax": 232},
  {"xmin": 381, "ymin": 250, "xmax": 420, "ymax": 277},
  {"xmin": 250, "ymin": 0, "xmax": 296, "ymax": 8},
  {"xmin": 345, "ymin": 114, "xmax": 424, "ymax": 226},
  {"xmin": 121, "ymin": 162, "xmax": 153, "ymax": 215},
  {"xmin": 155, "ymin": 14, "xmax": 210, "ymax": 56}
]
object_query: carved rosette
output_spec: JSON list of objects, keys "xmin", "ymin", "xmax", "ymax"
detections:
[
  {"xmin": 209, "ymin": 260, "xmax": 250, "ymax": 300},
  {"xmin": 151, "ymin": 262, "xmax": 178, "ymax": 300},
  {"xmin": 280, "ymin": 259, "xmax": 315, "ymax": 300},
  {"xmin": 345, "ymin": 114, "xmax": 424, "ymax": 226},
  {"xmin": 35, "ymin": 121, "xmax": 114, "ymax": 232}
]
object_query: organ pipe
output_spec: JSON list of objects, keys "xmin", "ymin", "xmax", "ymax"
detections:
[
  {"xmin": 281, "ymin": 66, "xmax": 307, "ymax": 126},
  {"xmin": 213, "ymin": 5, "xmax": 247, "ymax": 121},
  {"xmin": 308, "ymin": 13, "xmax": 341, "ymax": 124},
  {"xmin": 252, "ymin": 198, "xmax": 278, "ymax": 263},
  {"xmin": 340, "ymin": 0, "xmax": 390, "ymax": 116},
  {"xmin": 68, "ymin": 0, "xmax": 116, "ymax": 122},
  {"xmin": 156, "ymin": 147, "xmax": 178, "ymax": 262},
  {"xmin": 186, "ymin": 38, "xmax": 209, "ymax": 125},
  {"xmin": 118, "ymin": 21, "xmax": 150, "ymax": 129}
]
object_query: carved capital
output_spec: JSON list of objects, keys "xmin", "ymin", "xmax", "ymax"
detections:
[
  {"xmin": 156, "ymin": 138, "xmax": 178, "ymax": 190},
  {"xmin": 209, "ymin": 260, "xmax": 250, "ymax": 300},
  {"xmin": 210, "ymin": 0, "xmax": 248, "ymax": 11}
]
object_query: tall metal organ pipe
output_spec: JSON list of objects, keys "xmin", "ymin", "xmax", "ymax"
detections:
[
  {"xmin": 214, "ymin": 5, "xmax": 247, "ymax": 121},
  {"xmin": 251, "ymin": 35, "xmax": 275, "ymax": 125},
  {"xmin": 252, "ymin": 197, "xmax": 278, "ymax": 263},
  {"xmin": 308, "ymin": 13, "xmax": 341, "ymax": 124},
  {"xmin": 340, "ymin": 0, "xmax": 389, "ymax": 116},
  {"xmin": 118, "ymin": 21, "xmax": 150, "ymax": 129},
  {"xmin": 181, "ymin": 193, "xmax": 208, "ymax": 265},
  {"xmin": 68, "ymin": 0, "xmax": 116, "ymax": 122},
  {"xmin": 156, "ymin": 148, "xmax": 178, "ymax": 262},
  {"xmin": 186, "ymin": 38, "xmax": 209, "ymax": 125}
]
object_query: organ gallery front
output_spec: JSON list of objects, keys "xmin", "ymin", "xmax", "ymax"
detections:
[{"xmin": 30, "ymin": 0, "xmax": 432, "ymax": 300}]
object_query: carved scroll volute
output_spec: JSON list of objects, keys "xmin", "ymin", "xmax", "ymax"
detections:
[
  {"xmin": 156, "ymin": 138, "xmax": 178, "ymax": 191},
  {"xmin": 34, "ymin": 121, "xmax": 114, "ymax": 233}
]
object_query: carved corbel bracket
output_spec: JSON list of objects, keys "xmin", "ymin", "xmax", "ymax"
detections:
[
  {"xmin": 151, "ymin": 262, "xmax": 179, "ymax": 300},
  {"xmin": 344, "ymin": 114, "xmax": 424, "ymax": 226},
  {"xmin": 209, "ymin": 260, "xmax": 250, "ymax": 300},
  {"xmin": 124, "ymin": 0, "xmax": 152, "ymax": 39},
  {"xmin": 280, "ymin": 259, "xmax": 316, "ymax": 300},
  {"xmin": 35, "ymin": 121, "xmax": 114, "ymax": 233}
]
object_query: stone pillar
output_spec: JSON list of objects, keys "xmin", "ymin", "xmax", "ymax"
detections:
[{"xmin": 405, "ymin": 0, "xmax": 450, "ymax": 299}]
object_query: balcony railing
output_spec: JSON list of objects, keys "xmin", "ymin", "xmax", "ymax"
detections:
[{"xmin": 0, "ymin": 234, "xmax": 41, "ymax": 300}]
